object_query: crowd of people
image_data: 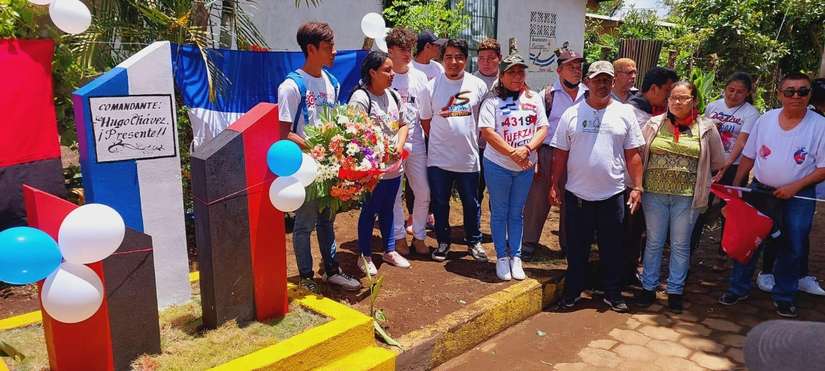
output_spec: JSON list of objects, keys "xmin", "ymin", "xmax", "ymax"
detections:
[{"xmin": 277, "ymin": 21, "xmax": 825, "ymax": 319}]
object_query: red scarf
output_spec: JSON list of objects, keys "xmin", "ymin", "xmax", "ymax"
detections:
[{"xmin": 671, "ymin": 108, "xmax": 698, "ymax": 143}]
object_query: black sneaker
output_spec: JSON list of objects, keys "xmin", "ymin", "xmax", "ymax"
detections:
[
  {"xmin": 668, "ymin": 293, "xmax": 684, "ymax": 314},
  {"xmin": 468, "ymin": 242, "xmax": 489, "ymax": 262},
  {"xmin": 718, "ymin": 292, "xmax": 749, "ymax": 306},
  {"xmin": 554, "ymin": 296, "xmax": 581, "ymax": 310},
  {"xmin": 635, "ymin": 289, "xmax": 656, "ymax": 308},
  {"xmin": 604, "ymin": 297, "xmax": 630, "ymax": 313},
  {"xmin": 298, "ymin": 277, "xmax": 320, "ymax": 294},
  {"xmin": 432, "ymin": 242, "xmax": 450, "ymax": 262},
  {"xmin": 774, "ymin": 301, "xmax": 799, "ymax": 318}
]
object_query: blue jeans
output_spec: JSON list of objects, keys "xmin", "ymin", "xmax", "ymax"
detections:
[
  {"xmin": 728, "ymin": 184, "xmax": 816, "ymax": 303},
  {"xmin": 357, "ymin": 177, "xmax": 401, "ymax": 256},
  {"xmin": 641, "ymin": 193, "xmax": 700, "ymax": 295},
  {"xmin": 292, "ymin": 198, "xmax": 338, "ymax": 279},
  {"xmin": 483, "ymin": 158, "xmax": 533, "ymax": 258},
  {"xmin": 563, "ymin": 191, "xmax": 625, "ymax": 302},
  {"xmin": 427, "ymin": 166, "xmax": 482, "ymax": 245}
]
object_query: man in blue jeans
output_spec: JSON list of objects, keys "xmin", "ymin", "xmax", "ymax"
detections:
[
  {"xmin": 720, "ymin": 72, "xmax": 825, "ymax": 318},
  {"xmin": 549, "ymin": 61, "xmax": 645, "ymax": 313},
  {"xmin": 418, "ymin": 39, "xmax": 490, "ymax": 262},
  {"xmin": 277, "ymin": 22, "xmax": 361, "ymax": 292}
]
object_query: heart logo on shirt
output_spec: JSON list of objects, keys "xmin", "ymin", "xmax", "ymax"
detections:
[
  {"xmin": 794, "ymin": 147, "xmax": 808, "ymax": 165},
  {"xmin": 759, "ymin": 145, "xmax": 772, "ymax": 159}
]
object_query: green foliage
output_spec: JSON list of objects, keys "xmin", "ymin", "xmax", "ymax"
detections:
[
  {"xmin": 688, "ymin": 67, "xmax": 720, "ymax": 113},
  {"xmin": 361, "ymin": 255, "xmax": 401, "ymax": 348},
  {"xmin": 383, "ymin": 0, "xmax": 469, "ymax": 38},
  {"xmin": 584, "ymin": 8, "xmax": 660, "ymax": 62}
]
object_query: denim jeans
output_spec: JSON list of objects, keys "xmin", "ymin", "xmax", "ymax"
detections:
[
  {"xmin": 427, "ymin": 166, "xmax": 481, "ymax": 245},
  {"xmin": 482, "ymin": 158, "xmax": 534, "ymax": 258},
  {"xmin": 292, "ymin": 198, "xmax": 338, "ymax": 279},
  {"xmin": 563, "ymin": 190, "xmax": 625, "ymax": 302},
  {"xmin": 641, "ymin": 192, "xmax": 700, "ymax": 295},
  {"xmin": 728, "ymin": 184, "xmax": 816, "ymax": 303},
  {"xmin": 358, "ymin": 177, "xmax": 401, "ymax": 256}
]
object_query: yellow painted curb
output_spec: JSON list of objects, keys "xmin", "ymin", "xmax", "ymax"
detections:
[
  {"xmin": 0, "ymin": 358, "xmax": 9, "ymax": 371},
  {"xmin": 396, "ymin": 275, "xmax": 562, "ymax": 370},
  {"xmin": 0, "ymin": 272, "xmax": 396, "ymax": 371},
  {"xmin": 0, "ymin": 310, "xmax": 41, "ymax": 331}
]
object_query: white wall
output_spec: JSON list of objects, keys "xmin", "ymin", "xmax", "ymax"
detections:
[
  {"xmin": 497, "ymin": 0, "xmax": 587, "ymax": 90},
  {"xmin": 244, "ymin": 0, "xmax": 383, "ymax": 51}
]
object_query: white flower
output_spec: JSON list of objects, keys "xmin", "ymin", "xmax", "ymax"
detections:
[
  {"xmin": 337, "ymin": 115, "xmax": 350, "ymax": 124},
  {"xmin": 346, "ymin": 143, "xmax": 360, "ymax": 156},
  {"xmin": 358, "ymin": 158, "xmax": 373, "ymax": 171}
]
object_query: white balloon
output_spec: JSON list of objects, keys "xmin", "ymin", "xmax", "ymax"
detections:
[
  {"xmin": 41, "ymin": 262, "xmax": 104, "ymax": 324},
  {"xmin": 29, "ymin": 0, "xmax": 52, "ymax": 5},
  {"xmin": 269, "ymin": 176, "xmax": 306, "ymax": 212},
  {"xmin": 374, "ymin": 37, "xmax": 388, "ymax": 53},
  {"xmin": 360, "ymin": 12, "xmax": 386, "ymax": 39},
  {"xmin": 49, "ymin": 0, "xmax": 92, "ymax": 35},
  {"xmin": 58, "ymin": 203, "xmax": 125, "ymax": 264},
  {"xmin": 293, "ymin": 153, "xmax": 319, "ymax": 187}
]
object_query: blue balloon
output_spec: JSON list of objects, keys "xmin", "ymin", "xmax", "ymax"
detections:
[
  {"xmin": 0, "ymin": 227, "xmax": 62, "ymax": 285},
  {"xmin": 267, "ymin": 140, "xmax": 303, "ymax": 177}
]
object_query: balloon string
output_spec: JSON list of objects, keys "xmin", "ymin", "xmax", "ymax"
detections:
[
  {"xmin": 110, "ymin": 247, "xmax": 154, "ymax": 256},
  {"xmin": 191, "ymin": 178, "xmax": 272, "ymax": 207}
]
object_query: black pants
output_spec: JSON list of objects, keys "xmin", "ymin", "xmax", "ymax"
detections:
[
  {"xmin": 691, "ymin": 165, "xmax": 739, "ymax": 253},
  {"xmin": 622, "ymin": 188, "xmax": 646, "ymax": 284},
  {"xmin": 563, "ymin": 191, "xmax": 626, "ymax": 301}
]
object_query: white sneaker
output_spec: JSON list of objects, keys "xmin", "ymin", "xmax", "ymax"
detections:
[
  {"xmin": 799, "ymin": 276, "xmax": 825, "ymax": 296},
  {"xmin": 382, "ymin": 251, "xmax": 411, "ymax": 268},
  {"xmin": 358, "ymin": 256, "xmax": 378, "ymax": 276},
  {"xmin": 510, "ymin": 256, "xmax": 526, "ymax": 280},
  {"xmin": 323, "ymin": 269, "xmax": 362, "ymax": 291},
  {"xmin": 496, "ymin": 257, "xmax": 512, "ymax": 281},
  {"xmin": 757, "ymin": 272, "xmax": 775, "ymax": 293}
]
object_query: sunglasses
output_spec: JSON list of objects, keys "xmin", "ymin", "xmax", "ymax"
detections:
[{"xmin": 781, "ymin": 87, "xmax": 811, "ymax": 97}]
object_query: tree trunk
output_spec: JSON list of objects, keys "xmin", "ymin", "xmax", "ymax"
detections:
[
  {"xmin": 219, "ymin": 0, "xmax": 236, "ymax": 49},
  {"xmin": 819, "ymin": 42, "xmax": 825, "ymax": 77}
]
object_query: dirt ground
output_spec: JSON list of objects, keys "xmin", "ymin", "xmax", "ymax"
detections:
[{"xmin": 3, "ymin": 196, "xmax": 824, "ymax": 346}]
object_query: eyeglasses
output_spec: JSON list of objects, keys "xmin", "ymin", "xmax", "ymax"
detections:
[
  {"xmin": 668, "ymin": 96, "xmax": 693, "ymax": 103},
  {"xmin": 781, "ymin": 88, "xmax": 811, "ymax": 97}
]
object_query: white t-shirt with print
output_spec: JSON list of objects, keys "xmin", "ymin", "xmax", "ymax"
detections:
[
  {"xmin": 743, "ymin": 109, "xmax": 825, "ymax": 189},
  {"xmin": 551, "ymin": 101, "xmax": 646, "ymax": 201},
  {"xmin": 392, "ymin": 67, "xmax": 429, "ymax": 153},
  {"xmin": 705, "ymin": 98, "xmax": 760, "ymax": 164},
  {"xmin": 538, "ymin": 81, "xmax": 588, "ymax": 145},
  {"xmin": 419, "ymin": 73, "xmax": 489, "ymax": 173},
  {"xmin": 412, "ymin": 60, "xmax": 445, "ymax": 81},
  {"xmin": 348, "ymin": 88, "xmax": 406, "ymax": 179},
  {"xmin": 277, "ymin": 69, "xmax": 337, "ymax": 138},
  {"xmin": 478, "ymin": 93, "xmax": 549, "ymax": 171}
]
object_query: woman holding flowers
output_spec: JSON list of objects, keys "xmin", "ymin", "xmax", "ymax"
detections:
[
  {"xmin": 348, "ymin": 51, "xmax": 410, "ymax": 274},
  {"xmin": 478, "ymin": 48, "xmax": 548, "ymax": 281}
]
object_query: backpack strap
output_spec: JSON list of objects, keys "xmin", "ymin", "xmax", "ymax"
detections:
[
  {"xmin": 285, "ymin": 71, "xmax": 308, "ymax": 133},
  {"xmin": 544, "ymin": 86, "xmax": 556, "ymax": 118},
  {"xmin": 322, "ymin": 68, "xmax": 340, "ymax": 103}
]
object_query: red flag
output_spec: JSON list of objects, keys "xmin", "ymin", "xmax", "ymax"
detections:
[
  {"xmin": 0, "ymin": 39, "xmax": 60, "ymax": 167},
  {"xmin": 710, "ymin": 184, "xmax": 773, "ymax": 264}
]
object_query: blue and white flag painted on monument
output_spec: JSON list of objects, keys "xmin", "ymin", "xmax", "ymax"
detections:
[
  {"xmin": 171, "ymin": 44, "xmax": 367, "ymax": 149},
  {"xmin": 73, "ymin": 41, "xmax": 191, "ymax": 308}
]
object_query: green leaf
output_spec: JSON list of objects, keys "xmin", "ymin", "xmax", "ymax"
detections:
[
  {"xmin": 0, "ymin": 340, "xmax": 25, "ymax": 362},
  {"xmin": 373, "ymin": 320, "xmax": 402, "ymax": 348}
]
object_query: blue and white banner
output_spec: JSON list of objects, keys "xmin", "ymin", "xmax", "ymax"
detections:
[{"xmin": 170, "ymin": 44, "xmax": 367, "ymax": 148}]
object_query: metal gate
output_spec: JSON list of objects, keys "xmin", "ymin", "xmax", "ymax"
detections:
[
  {"xmin": 619, "ymin": 39, "xmax": 662, "ymax": 89},
  {"xmin": 451, "ymin": 0, "xmax": 497, "ymax": 72}
]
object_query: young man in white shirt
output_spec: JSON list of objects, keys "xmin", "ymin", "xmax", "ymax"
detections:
[
  {"xmin": 522, "ymin": 47, "xmax": 586, "ymax": 258},
  {"xmin": 277, "ymin": 22, "xmax": 360, "ymax": 292},
  {"xmin": 720, "ymin": 73, "xmax": 825, "ymax": 318},
  {"xmin": 419, "ymin": 39, "xmax": 490, "ymax": 262},
  {"xmin": 549, "ymin": 61, "xmax": 645, "ymax": 313},
  {"xmin": 412, "ymin": 30, "xmax": 446, "ymax": 81},
  {"xmin": 385, "ymin": 27, "xmax": 431, "ymax": 256},
  {"xmin": 472, "ymin": 38, "xmax": 501, "ymax": 214}
]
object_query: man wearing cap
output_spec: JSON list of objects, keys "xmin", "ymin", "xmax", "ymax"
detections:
[
  {"xmin": 522, "ymin": 47, "xmax": 587, "ymax": 258},
  {"xmin": 549, "ymin": 61, "xmax": 645, "ymax": 313},
  {"xmin": 413, "ymin": 30, "xmax": 446, "ymax": 81}
]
